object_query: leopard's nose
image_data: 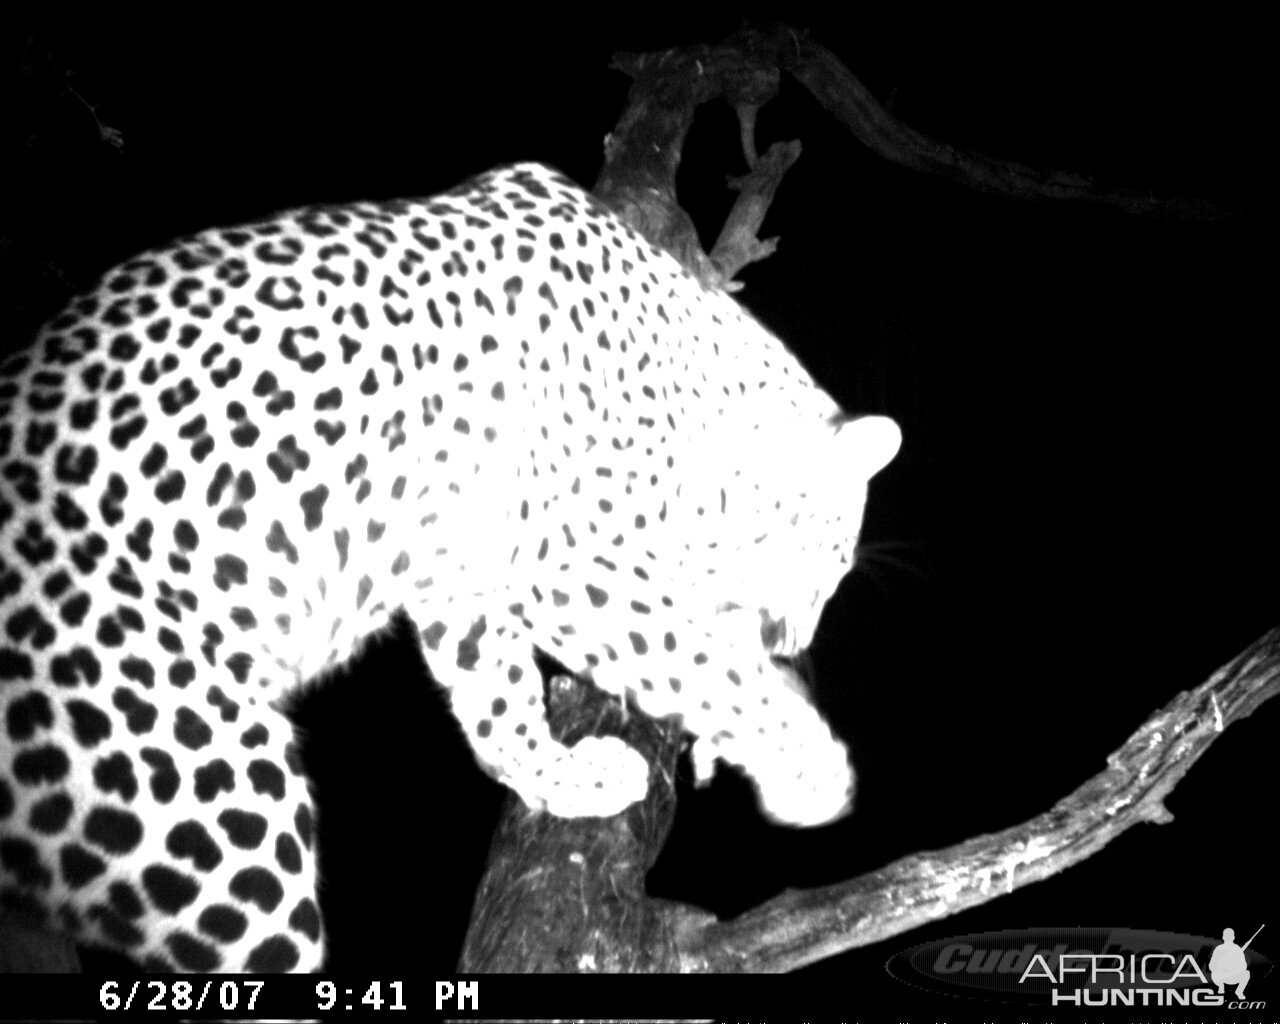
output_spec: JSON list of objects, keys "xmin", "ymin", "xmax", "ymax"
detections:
[{"xmin": 759, "ymin": 610, "xmax": 787, "ymax": 652}]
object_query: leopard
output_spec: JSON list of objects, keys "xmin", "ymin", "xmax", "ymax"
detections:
[{"xmin": 0, "ymin": 162, "xmax": 899, "ymax": 971}]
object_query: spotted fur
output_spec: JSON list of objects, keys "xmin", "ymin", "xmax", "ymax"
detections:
[{"xmin": 0, "ymin": 163, "xmax": 898, "ymax": 971}]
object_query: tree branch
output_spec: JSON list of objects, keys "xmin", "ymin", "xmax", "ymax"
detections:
[
  {"xmin": 674, "ymin": 627, "xmax": 1280, "ymax": 971},
  {"xmin": 766, "ymin": 25, "xmax": 1240, "ymax": 224}
]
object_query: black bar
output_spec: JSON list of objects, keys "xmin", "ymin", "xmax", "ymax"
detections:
[{"xmin": 0, "ymin": 974, "xmax": 969, "ymax": 1021}]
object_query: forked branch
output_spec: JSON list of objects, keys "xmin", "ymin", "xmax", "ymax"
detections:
[{"xmin": 593, "ymin": 22, "xmax": 1241, "ymax": 297}]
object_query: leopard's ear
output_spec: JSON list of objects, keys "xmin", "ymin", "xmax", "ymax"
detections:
[{"xmin": 833, "ymin": 415, "xmax": 900, "ymax": 478}]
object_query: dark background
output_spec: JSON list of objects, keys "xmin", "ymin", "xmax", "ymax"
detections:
[{"xmin": 3, "ymin": 1, "xmax": 1273, "ymax": 1013}]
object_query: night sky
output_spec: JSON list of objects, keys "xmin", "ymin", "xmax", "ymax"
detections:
[{"xmin": 4, "ymin": 2, "xmax": 1272, "ymax": 1012}]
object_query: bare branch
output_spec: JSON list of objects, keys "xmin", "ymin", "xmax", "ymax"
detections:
[
  {"xmin": 596, "ymin": 43, "xmax": 793, "ymax": 288},
  {"xmin": 745, "ymin": 24, "xmax": 1242, "ymax": 223},
  {"xmin": 673, "ymin": 626, "xmax": 1280, "ymax": 971},
  {"xmin": 593, "ymin": 21, "xmax": 1243, "ymax": 301},
  {"xmin": 707, "ymin": 140, "xmax": 801, "ymax": 290}
]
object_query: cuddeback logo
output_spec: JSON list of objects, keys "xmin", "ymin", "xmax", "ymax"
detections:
[{"xmin": 886, "ymin": 926, "xmax": 1271, "ymax": 1008}]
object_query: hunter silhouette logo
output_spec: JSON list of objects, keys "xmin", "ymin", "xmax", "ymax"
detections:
[{"xmin": 1210, "ymin": 925, "xmax": 1263, "ymax": 999}]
